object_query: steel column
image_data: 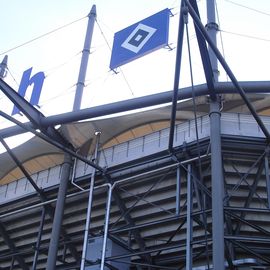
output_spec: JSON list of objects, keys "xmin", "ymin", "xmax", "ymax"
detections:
[
  {"xmin": 31, "ymin": 208, "xmax": 46, "ymax": 270},
  {"xmin": 205, "ymin": 0, "xmax": 225, "ymax": 268},
  {"xmin": 186, "ymin": 164, "xmax": 193, "ymax": 270},
  {"xmin": 73, "ymin": 5, "xmax": 96, "ymax": 111},
  {"xmin": 184, "ymin": 0, "xmax": 270, "ymax": 140},
  {"xmin": 46, "ymin": 154, "xmax": 72, "ymax": 270},
  {"xmin": 209, "ymin": 101, "xmax": 225, "ymax": 269},
  {"xmin": 176, "ymin": 166, "xmax": 181, "ymax": 215}
]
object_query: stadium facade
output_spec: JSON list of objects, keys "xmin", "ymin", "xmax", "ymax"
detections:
[{"xmin": 1, "ymin": 1, "xmax": 270, "ymax": 269}]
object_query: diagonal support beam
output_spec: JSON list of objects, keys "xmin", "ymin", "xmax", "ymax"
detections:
[
  {"xmin": 0, "ymin": 110, "xmax": 104, "ymax": 172},
  {"xmin": 228, "ymin": 239, "xmax": 270, "ymax": 265},
  {"xmin": 0, "ymin": 78, "xmax": 42, "ymax": 125},
  {"xmin": 234, "ymin": 158, "xmax": 265, "ymax": 235},
  {"xmin": 0, "ymin": 135, "xmax": 43, "ymax": 194},
  {"xmin": 189, "ymin": 0, "xmax": 216, "ymax": 99},
  {"xmin": 184, "ymin": 0, "xmax": 270, "ymax": 141},
  {"xmin": 0, "ymin": 78, "xmax": 70, "ymax": 147},
  {"xmin": 0, "ymin": 221, "xmax": 29, "ymax": 270},
  {"xmin": 0, "ymin": 136, "xmax": 80, "ymax": 263},
  {"xmin": 168, "ymin": 0, "xmax": 185, "ymax": 152},
  {"xmin": 112, "ymin": 188, "xmax": 152, "ymax": 266}
]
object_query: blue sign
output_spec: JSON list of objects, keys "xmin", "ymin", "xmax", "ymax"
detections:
[
  {"xmin": 12, "ymin": 67, "xmax": 45, "ymax": 115},
  {"xmin": 110, "ymin": 8, "xmax": 170, "ymax": 70}
]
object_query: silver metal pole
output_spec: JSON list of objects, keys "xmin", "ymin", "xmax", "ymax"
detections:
[
  {"xmin": 186, "ymin": 164, "xmax": 193, "ymax": 270},
  {"xmin": 80, "ymin": 132, "xmax": 101, "ymax": 270},
  {"xmin": 73, "ymin": 5, "xmax": 96, "ymax": 111},
  {"xmin": 206, "ymin": 0, "xmax": 225, "ymax": 268},
  {"xmin": 100, "ymin": 184, "xmax": 113, "ymax": 270}
]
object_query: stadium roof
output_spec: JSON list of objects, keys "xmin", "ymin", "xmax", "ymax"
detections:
[{"xmin": 0, "ymin": 91, "xmax": 269, "ymax": 184}]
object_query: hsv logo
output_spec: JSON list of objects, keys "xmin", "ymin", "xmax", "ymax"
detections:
[
  {"xmin": 121, "ymin": 24, "xmax": 157, "ymax": 54},
  {"xmin": 109, "ymin": 8, "xmax": 170, "ymax": 70}
]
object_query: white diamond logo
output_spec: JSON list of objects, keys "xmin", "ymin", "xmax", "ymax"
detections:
[{"xmin": 121, "ymin": 23, "xmax": 157, "ymax": 54}]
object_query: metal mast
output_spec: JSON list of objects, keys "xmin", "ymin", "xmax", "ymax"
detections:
[
  {"xmin": 206, "ymin": 0, "xmax": 225, "ymax": 269},
  {"xmin": 73, "ymin": 5, "xmax": 96, "ymax": 111},
  {"xmin": 0, "ymin": 55, "xmax": 8, "ymax": 79}
]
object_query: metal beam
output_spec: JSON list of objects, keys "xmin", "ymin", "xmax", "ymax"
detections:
[
  {"xmin": 0, "ymin": 133, "xmax": 80, "ymax": 264},
  {"xmin": 32, "ymin": 208, "xmax": 46, "ymax": 270},
  {"xmin": 0, "ymin": 77, "xmax": 42, "ymax": 125},
  {"xmin": 189, "ymin": 0, "xmax": 215, "ymax": 98},
  {"xmin": 225, "ymin": 210, "xmax": 270, "ymax": 237},
  {"xmin": 46, "ymin": 154, "xmax": 73, "ymax": 270},
  {"xmin": 227, "ymin": 239, "xmax": 270, "ymax": 264},
  {"xmin": 186, "ymin": 164, "xmax": 193, "ymax": 270},
  {"xmin": 0, "ymin": 78, "xmax": 70, "ymax": 146},
  {"xmin": 168, "ymin": 0, "xmax": 185, "ymax": 152},
  {"xmin": 234, "ymin": 158, "xmax": 265, "ymax": 235},
  {"xmin": 73, "ymin": 5, "xmax": 96, "ymax": 111},
  {"xmin": 1, "ymin": 81, "xmax": 270, "ymax": 139},
  {"xmin": 0, "ymin": 110, "xmax": 104, "ymax": 172},
  {"xmin": 0, "ymin": 135, "xmax": 45, "ymax": 195},
  {"xmin": 0, "ymin": 221, "xmax": 29, "ymax": 270},
  {"xmin": 265, "ymin": 149, "xmax": 270, "ymax": 208},
  {"xmin": 111, "ymin": 188, "xmax": 152, "ymax": 265},
  {"xmin": 184, "ymin": 0, "xmax": 270, "ymax": 141}
]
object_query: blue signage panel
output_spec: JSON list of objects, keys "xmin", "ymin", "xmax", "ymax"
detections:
[
  {"xmin": 12, "ymin": 67, "xmax": 45, "ymax": 115},
  {"xmin": 110, "ymin": 8, "xmax": 170, "ymax": 70}
]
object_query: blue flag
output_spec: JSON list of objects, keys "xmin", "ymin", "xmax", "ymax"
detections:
[{"xmin": 110, "ymin": 8, "xmax": 170, "ymax": 70}]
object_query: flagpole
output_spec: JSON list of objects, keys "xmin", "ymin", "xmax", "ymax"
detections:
[{"xmin": 73, "ymin": 5, "xmax": 96, "ymax": 111}]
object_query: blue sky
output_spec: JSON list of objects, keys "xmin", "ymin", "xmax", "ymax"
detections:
[{"xmin": 1, "ymin": 0, "xmax": 270, "ymax": 119}]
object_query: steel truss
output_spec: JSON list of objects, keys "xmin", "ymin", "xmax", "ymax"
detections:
[
  {"xmin": 1, "ymin": 136, "xmax": 270, "ymax": 269},
  {"xmin": 0, "ymin": 0, "xmax": 270, "ymax": 270}
]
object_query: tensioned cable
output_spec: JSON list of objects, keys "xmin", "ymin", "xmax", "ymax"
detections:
[
  {"xmin": 185, "ymin": 10, "xmax": 211, "ymax": 269},
  {"xmin": 44, "ymin": 51, "xmax": 81, "ymax": 77},
  {"xmin": 215, "ymin": 0, "xmax": 229, "ymax": 82},
  {"xmin": 224, "ymin": 0, "xmax": 270, "ymax": 17},
  {"xmin": 6, "ymin": 67, "xmax": 20, "ymax": 87},
  {"xmin": 95, "ymin": 18, "xmax": 135, "ymax": 96},
  {"xmin": 0, "ymin": 16, "xmax": 87, "ymax": 56},
  {"xmin": 220, "ymin": 29, "xmax": 270, "ymax": 42}
]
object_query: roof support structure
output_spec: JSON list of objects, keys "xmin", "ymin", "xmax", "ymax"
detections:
[
  {"xmin": 184, "ymin": 0, "xmax": 270, "ymax": 141},
  {"xmin": 0, "ymin": 221, "xmax": 29, "ymax": 270},
  {"xmin": 46, "ymin": 153, "xmax": 73, "ymax": 270},
  {"xmin": 189, "ymin": 0, "xmax": 215, "ymax": 97},
  {"xmin": 0, "ymin": 78, "xmax": 70, "ymax": 146},
  {"xmin": 0, "ymin": 81, "xmax": 270, "ymax": 139},
  {"xmin": 0, "ymin": 133, "xmax": 80, "ymax": 265},
  {"xmin": 0, "ymin": 110, "xmax": 104, "ymax": 172}
]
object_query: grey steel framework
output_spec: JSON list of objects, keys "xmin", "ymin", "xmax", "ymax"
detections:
[{"xmin": 0, "ymin": 0, "xmax": 270, "ymax": 270}]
